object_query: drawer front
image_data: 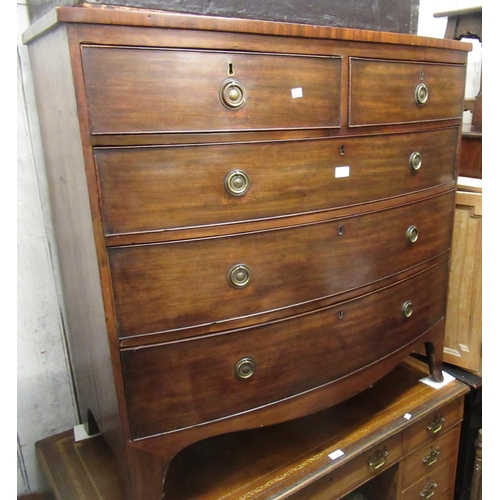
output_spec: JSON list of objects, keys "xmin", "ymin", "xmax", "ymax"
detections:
[
  {"xmin": 402, "ymin": 397, "xmax": 464, "ymax": 455},
  {"xmin": 96, "ymin": 128, "xmax": 458, "ymax": 235},
  {"xmin": 349, "ymin": 58, "xmax": 466, "ymax": 126},
  {"xmin": 109, "ymin": 192, "xmax": 454, "ymax": 338},
  {"xmin": 401, "ymin": 458, "xmax": 457, "ymax": 500},
  {"xmin": 401, "ymin": 425, "xmax": 461, "ymax": 489},
  {"xmin": 288, "ymin": 434, "xmax": 401, "ymax": 500},
  {"xmin": 82, "ymin": 47, "xmax": 341, "ymax": 134},
  {"xmin": 122, "ymin": 260, "xmax": 449, "ymax": 437}
]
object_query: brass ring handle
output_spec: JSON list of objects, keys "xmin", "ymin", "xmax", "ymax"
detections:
[
  {"xmin": 235, "ymin": 357, "xmax": 256, "ymax": 379},
  {"xmin": 225, "ymin": 170, "xmax": 250, "ymax": 197},
  {"xmin": 415, "ymin": 83, "xmax": 429, "ymax": 105},
  {"xmin": 406, "ymin": 225, "xmax": 419, "ymax": 245},
  {"xmin": 367, "ymin": 448, "xmax": 389, "ymax": 470},
  {"xmin": 220, "ymin": 78, "xmax": 246, "ymax": 110},
  {"xmin": 402, "ymin": 300, "xmax": 413, "ymax": 319},
  {"xmin": 419, "ymin": 480, "xmax": 438, "ymax": 499},
  {"xmin": 427, "ymin": 415, "xmax": 445, "ymax": 434},
  {"xmin": 228, "ymin": 264, "xmax": 252, "ymax": 288},
  {"xmin": 422, "ymin": 447, "xmax": 441, "ymax": 466},
  {"xmin": 409, "ymin": 151, "xmax": 422, "ymax": 171}
]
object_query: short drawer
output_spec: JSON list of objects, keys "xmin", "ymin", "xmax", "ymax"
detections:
[
  {"xmin": 402, "ymin": 397, "xmax": 464, "ymax": 455},
  {"xmin": 349, "ymin": 58, "xmax": 466, "ymax": 126},
  {"xmin": 109, "ymin": 191, "xmax": 454, "ymax": 338},
  {"xmin": 122, "ymin": 260, "xmax": 449, "ymax": 438},
  {"xmin": 288, "ymin": 434, "xmax": 401, "ymax": 500},
  {"xmin": 95, "ymin": 127, "xmax": 459, "ymax": 235},
  {"xmin": 82, "ymin": 46, "xmax": 341, "ymax": 134},
  {"xmin": 401, "ymin": 424, "xmax": 461, "ymax": 489},
  {"xmin": 401, "ymin": 457, "xmax": 457, "ymax": 500}
]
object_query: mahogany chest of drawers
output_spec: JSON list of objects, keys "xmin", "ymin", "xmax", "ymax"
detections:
[{"xmin": 24, "ymin": 6, "xmax": 470, "ymax": 499}]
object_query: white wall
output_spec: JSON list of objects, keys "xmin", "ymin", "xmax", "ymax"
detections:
[
  {"xmin": 15, "ymin": 0, "xmax": 484, "ymax": 496},
  {"xmin": 17, "ymin": 0, "xmax": 78, "ymax": 495}
]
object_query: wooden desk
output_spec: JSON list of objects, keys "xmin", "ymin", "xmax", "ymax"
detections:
[{"xmin": 36, "ymin": 357, "xmax": 468, "ymax": 499}]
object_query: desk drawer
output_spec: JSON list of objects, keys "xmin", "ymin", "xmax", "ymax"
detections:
[
  {"xmin": 401, "ymin": 425, "xmax": 460, "ymax": 489},
  {"xmin": 402, "ymin": 397, "xmax": 464, "ymax": 455},
  {"xmin": 82, "ymin": 46, "xmax": 341, "ymax": 134},
  {"xmin": 96, "ymin": 128, "xmax": 458, "ymax": 235},
  {"xmin": 349, "ymin": 58, "xmax": 466, "ymax": 126},
  {"xmin": 122, "ymin": 260, "xmax": 449, "ymax": 438},
  {"xmin": 401, "ymin": 457, "xmax": 457, "ymax": 500},
  {"xmin": 109, "ymin": 192, "xmax": 453, "ymax": 338},
  {"xmin": 288, "ymin": 434, "xmax": 401, "ymax": 500}
]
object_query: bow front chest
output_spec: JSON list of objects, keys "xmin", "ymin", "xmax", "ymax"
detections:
[{"xmin": 24, "ymin": 7, "xmax": 470, "ymax": 499}]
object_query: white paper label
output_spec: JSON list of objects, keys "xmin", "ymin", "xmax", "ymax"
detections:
[
  {"xmin": 328, "ymin": 449, "xmax": 345, "ymax": 461},
  {"xmin": 335, "ymin": 166, "xmax": 350, "ymax": 178},
  {"xmin": 291, "ymin": 87, "xmax": 303, "ymax": 98},
  {"xmin": 404, "ymin": 413, "xmax": 412, "ymax": 420},
  {"xmin": 419, "ymin": 370, "xmax": 455, "ymax": 389},
  {"xmin": 74, "ymin": 423, "xmax": 100, "ymax": 442}
]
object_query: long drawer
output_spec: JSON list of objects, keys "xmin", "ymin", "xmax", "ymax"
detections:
[
  {"xmin": 109, "ymin": 191, "xmax": 454, "ymax": 338},
  {"xmin": 82, "ymin": 46, "xmax": 341, "ymax": 134},
  {"xmin": 121, "ymin": 259, "xmax": 449, "ymax": 438},
  {"xmin": 95, "ymin": 128, "xmax": 458, "ymax": 235},
  {"xmin": 349, "ymin": 58, "xmax": 466, "ymax": 126}
]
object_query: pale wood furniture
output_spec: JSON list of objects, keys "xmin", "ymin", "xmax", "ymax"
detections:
[
  {"xmin": 24, "ymin": 6, "xmax": 470, "ymax": 498},
  {"xmin": 436, "ymin": 7, "xmax": 482, "ymax": 377},
  {"xmin": 35, "ymin": 358, "xmax": 469, "ymax": 499},
  {"xmin": 443, "ymin": 177, "xmax": 482, "ymax": 375}
]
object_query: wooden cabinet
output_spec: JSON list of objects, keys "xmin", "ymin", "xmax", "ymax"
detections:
[
  {"xmin": 35, "ymin": 358, "xmax": 469, "ymax": 500},
  {"xmin": 24, "ymin": 6, "xmax": 470, "ymax": 499},
  {"xmin": 443, "ymin": 177, "xmax": 482, "ymax": 375}
]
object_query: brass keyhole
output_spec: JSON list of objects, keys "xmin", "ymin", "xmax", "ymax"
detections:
[{"xmin": 227, "ymin": 62, "xmax": 235, "ymax": 76}]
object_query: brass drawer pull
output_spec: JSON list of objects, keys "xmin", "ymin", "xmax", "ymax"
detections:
[
  {"xmin": 228, "ymin": 264, "xmax": 252, "ymax": 288},
  {"xmin": 220, "ymin": 78, "xmax": 246, "ymax": 110},
  {"xmin": 409, "ymin": 151, "xmax": 422, "ymax": 171},
  {"xmin": 406, "ymin": 225, "xmax": 419, "ymax": 245},
  {"xmin": 401, "ymin": 300, "xmax": 413, "ymax": 319},
  {"xmin": 419, "ymin": 479, "xmax": 438, "ymax": 499},
  {"xmin": 422, "ymin": 447, "xmax": 441, "ymax": 466},
  {"xmin": 367, "ymin": 448, "xmax": 389, "ymax": 470},
  {"xmin": 225, "ymin": 170, "xmax": 250, "ymax": 197},
  {"xmin": 415, "ymin": 83, "xmax": 429, "ymax": 105},
  {"xmin": 427, "ymin": 415, "xmax": 445, "ymax": 434},
  {"xmin": 235, "ymin": 357, "xmax": 256, "ymax": 379}
]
